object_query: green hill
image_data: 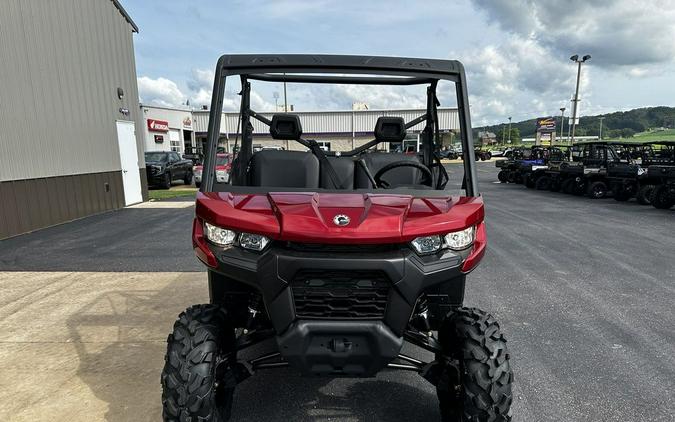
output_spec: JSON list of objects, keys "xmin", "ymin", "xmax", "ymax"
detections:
[{"xmin": 475, "ymin": 106, "xmax": 675, "ymax": 141}]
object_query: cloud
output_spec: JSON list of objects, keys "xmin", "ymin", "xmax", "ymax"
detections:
[
  {"xmin": 137, "ymin": 76, "xmax": 186, "ymax": 107},
  {"xmin": 471, "ymin": 0, "xmax": 675, "ymax": 68}
]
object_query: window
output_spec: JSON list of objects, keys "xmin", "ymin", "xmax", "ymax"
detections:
[{"xmin": 169, "ymin": 130, "xmax": 181, "ymax": 152}]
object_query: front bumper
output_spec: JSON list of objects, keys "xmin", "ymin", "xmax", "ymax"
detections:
[{"xmin": 208, "ymin": 243, "xmax": 468, "ymax": 375}]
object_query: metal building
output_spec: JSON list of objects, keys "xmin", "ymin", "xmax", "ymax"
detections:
[
  {"xmin": 0, "ymin": 0, "xmax": 145, "ymax": 239},
  {"xmin": 142, "ymin": 105, "xmax": 459, "ymax": 156}
]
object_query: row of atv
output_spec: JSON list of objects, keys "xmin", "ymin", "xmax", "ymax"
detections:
[{"xmin": 496, "ymin": 141, "xmax": 675, "ymax": 210}]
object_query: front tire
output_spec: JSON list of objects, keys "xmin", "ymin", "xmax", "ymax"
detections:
[
  {"xmin": 650, "ymin": 185, "xmax": 674, "ymax": 209},
  {"xmin": 437, "ymin": 307, "xmax": 513, "ymax": 422},
  {"xmin": 636, "ymin": 184, "xmax": 655, "ymax": 205},
  {"xmin": 587, "ymin": 181, "xmax": 608, "ymax": 199},
  {"xmin": 162, "ymin": 304, "xmax": 237, "ymax": 422},
  {"xmin": 162, "ymin": 172, "xmax": 172, "ymax": 189},
  {"xmin": 183, "ymin": 171, "xmax": 193, "ymax": 185},
  {"xmin": 535, "ymin": 176, "xmax": 551, "ymax": 191},
  {"xmin": 497, "ymin": 171, "xmax": 508, "ymax": 183}
]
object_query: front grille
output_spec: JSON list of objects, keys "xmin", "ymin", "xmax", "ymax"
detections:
[
  {"xmin": 283, "ymin": 242, "xmax": 399, "ymax": 254},
  {"xmin": 291, "ymin": 270, "xmax": 390, "ymax": 319}
]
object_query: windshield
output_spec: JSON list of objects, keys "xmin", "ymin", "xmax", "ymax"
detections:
[
  {"xmin": 216, "ymin": 155, "xmax": 230, "ymax": 166},
  {"xmin": 145, "ymin": 152, "xmax": 168, "ymax": 162},
  {"xmin": 199, "ymin": 57, "xmax": 478, "ymax": 197}
]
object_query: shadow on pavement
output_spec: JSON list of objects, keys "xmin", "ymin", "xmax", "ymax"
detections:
[{"xmin": 66, "ymin": 277, "xmax": 439, "ymax": 422}]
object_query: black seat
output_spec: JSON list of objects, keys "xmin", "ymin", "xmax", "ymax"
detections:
[
  {"xmin": 355, "ymin": 153, "xmax": 424, "ymax": 188},
  {"xmin": 249, "ymin": 150, "xmax": 319, "ymax": 188},
  {"xmin": 320, "ymin": 156, "xmax": 355, "ymax": 189}
]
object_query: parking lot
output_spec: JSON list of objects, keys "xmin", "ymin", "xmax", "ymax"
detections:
[{"xmin": 0, "ymin": 162, "xmax": 673, "ymax": 422}]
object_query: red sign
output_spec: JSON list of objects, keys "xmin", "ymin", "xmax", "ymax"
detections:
[
  {"xmin": 147, "ymin": 119, "xmax": 169, "ymax": 132},
  {"xmin": 154, "ymin": 135, "xmax": 164, "ymax": 143}
]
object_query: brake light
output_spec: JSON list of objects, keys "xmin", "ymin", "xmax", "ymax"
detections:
[{"xmin": 461, "ymin": 222, "xmax": 486, "ymax": 272}]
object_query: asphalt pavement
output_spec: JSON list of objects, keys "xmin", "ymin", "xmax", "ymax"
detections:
[{"xmin": 0, "ymin": 162, "xmax": 673, "ymax": 421}]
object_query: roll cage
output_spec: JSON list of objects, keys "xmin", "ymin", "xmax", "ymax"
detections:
[{"xmin": 201, "ymin": 54, "xmax": 479, "ymax": 196}]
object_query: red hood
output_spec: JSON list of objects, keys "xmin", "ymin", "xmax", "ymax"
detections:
[{"xmin": 196, "ymin": 192, "xmax": 484, "ymax": 244}]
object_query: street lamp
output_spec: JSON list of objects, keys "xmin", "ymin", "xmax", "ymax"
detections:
[
  {"xmin": 559, "ymin": 107, "xmax": 566, "ymax": 145},
  {"xmin": 569, "ymin": 54, "xmax": 591, "ymax": 143},
  {"xmin": 598, "ymin": 116, "xmax": 605, "ymax": 140},
  {"xmin": 507, "ymin": 117, "xmax": 512, "ymax": 144}
]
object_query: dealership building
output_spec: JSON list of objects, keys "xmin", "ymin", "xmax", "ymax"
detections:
[
  {"xmin": 140, "ymin": 105, "xmax": 460, "ymax": 156},
  {"xmin": 0, "ymin": 0, "xmax": 145, "ymax": 239}
]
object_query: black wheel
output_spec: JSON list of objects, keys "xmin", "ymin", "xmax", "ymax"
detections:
[
  {"xmin": 514, "ymin": 174, "xmax": 523, "ymax": 184},
  {"xmin": 549, "ymin": 179, "xmax": 561, "ymax": 192},
  {"xmin": 561, "ymin": 179, "xmax": 574, "ymax": 194},
  {"xmin": 162, "ymin": 304, "xmax": 237, "ymax": 422},
  {"xmin": 535, "ymin": 176, "xmax": 551, "ymax": 191},
  {"xmin": 506, "ymin": 172, "xmax": 516, "ymax": 183},
  {"xmin": 636, "ymin": 184, "xmax": 655, "ymax": 205},
  {"xmin": 183, "ymin": 171, "xmax": 193, "ymax": 185},
  {"xmin": 437, "ymin": 307, "xmax": 513, "ymax": 422},
  {"xmin": 612, "ymin": 187, "xmax": 632, "ymax": 202},
  {"xmin": 195, "ymin": 181, "xmax": 202, "ymax": 188},
  {"xmin": 162, "ymin": 172, "xmax": 172, "ymax": 189},
  {"xmin": 587, "ymin": 181, "xmax": 608, "ymax": 199},
  {"xmin": 497, "ymin": 171, "xmax": 508, "ymax": 183},
  {"xmin": 649, "ymin": 185, "xmax": 674, "ymax": 209},
  {"xmin": 485, "ymin": 152, "xmax": 492, "ymax": 160},
  {"xmin": 524, "ymin": 174, "xmax": 535, "ymax": 189}
]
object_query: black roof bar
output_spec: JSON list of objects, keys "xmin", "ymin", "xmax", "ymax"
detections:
[{"xmin": 247, "ymin": 73, "xmax": 435, "ymax": 85}]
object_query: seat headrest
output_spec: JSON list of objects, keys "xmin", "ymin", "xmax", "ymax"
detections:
[
  {"xmin": 374, "ymin": 117, "xmax": 406, "ymax": 142},
  {"xmin": 270, "ymin": 114, "xmax": 302, "ymax": 140}
]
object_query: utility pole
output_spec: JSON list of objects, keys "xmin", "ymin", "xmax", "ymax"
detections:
[
  {"xmin": 569, "ymin": 54, "xmax": 591, "ymax": 144},
  {"xmin": 501, "ymin": 123, "xmax": 506, "ymax": 145},
  {"xmin": 559, "ymin": 107, "xmax": 566, "ymax": 145},
  {"xmin": 273, "ymin": 91, "xmax": 279, "ymax": 111},
  {"xmin": 598, "ymin": 116, "xmax": 605, "ymax": 140},
  {"xmin": 507, "ymin": 117, "xmax": 512, "ymax": 144}
]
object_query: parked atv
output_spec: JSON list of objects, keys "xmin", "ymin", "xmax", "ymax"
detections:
[
  {"xmin": 607, "ymin": 141, "xmax": 675, "ymax": 204},
  {"xmin": 647, "ymin": 162, "xmax": 675, "ymax": 209},
  {"xmin": 546, "ymin": 141, "xmax": 629, "ymax": 199},
  {"xmin": 160, "ymin": 55, "xmax": 513, "ymax": 422}
]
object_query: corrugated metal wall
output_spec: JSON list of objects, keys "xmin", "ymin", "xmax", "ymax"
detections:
[
  {"xmin": 192, "ymin": 108, "xmax": 459, "ymax": 136},
  {"xmin": 0, "ymin": 0, "xmax": 143, "ymax": 182}
]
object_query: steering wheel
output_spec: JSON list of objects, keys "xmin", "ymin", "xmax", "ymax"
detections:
[{"xmin": 373, "ymin": 161, "xmax": 433, "ymax": 188}]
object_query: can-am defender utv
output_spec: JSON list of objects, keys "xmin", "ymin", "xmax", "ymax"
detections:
[
  {"xmin": 161, "ymin": 55, "xmax": 513, "ymax": 422},
  {"xmin": 607, "ymin": 141, "xmax": 675, "ymax": 205}
]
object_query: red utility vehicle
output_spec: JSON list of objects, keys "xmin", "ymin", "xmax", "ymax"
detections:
[
  {"xmin": 193, "ymin": 153, "xmax": 232, "ymax": 188},
  {"xmin": 161, "ymin": 55, "xmax": 513, "ymax": 422}
]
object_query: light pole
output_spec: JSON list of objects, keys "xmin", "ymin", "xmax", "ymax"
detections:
[
  {"xmin": 598, "ymin": 116, "xmax": 605, "ymax": 140},
  {"xmin": 501, "ymin": 123, "xmax": 506, "ymax": 145},
  {"xmin": 569, "ymin": 54, "xmax": 591, "ymax": 143},
  {"xmin": 273, "ymin": 91, "xmax": 279, "ymax": 111},
  {"xmin": 283, "ymin": 74, "xmax": 288, "ymax": 112},
  {"xmin": 507, "ymin": 117, "xmax": 512, "ymax": 144},
  {"xmin": 559, "ymin": 107, "xmax": 566, "ymax": 145}
]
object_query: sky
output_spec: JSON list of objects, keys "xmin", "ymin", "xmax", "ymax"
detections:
[{"xmin": 124, "ymin": 0, "xmax": 675, "ymax": 126}]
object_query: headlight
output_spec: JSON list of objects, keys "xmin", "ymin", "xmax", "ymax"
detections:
[
  {"xmin": 238, "ymin": 232, "xmax": 270, "ymax": 251},
  {"xmin": 410, "ymin": 226, "xmax": 476, "ymax": 255},
  {"xmin": 410, "ymin": 235, "xmax": 442, "ymax": 255},
  {"xmin": 444, "ymin": 226, "xmax": 475, "ymax": 250},
  {"xmin": 204, "ymin": 222, "xmax": 236, "ymax": 246}
]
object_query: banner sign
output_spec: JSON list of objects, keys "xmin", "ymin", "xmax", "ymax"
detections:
[
  {"xmin": 536, "ymin": 117, "xmax": 556, "ymax": 131},
  {"xmin": 147, "ymin": 119, "xmax": 169, "ymax": 132}
]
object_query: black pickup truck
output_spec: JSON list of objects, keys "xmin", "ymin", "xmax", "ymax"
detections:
[{"xmin": 144, "ymin": 151, "xmax": 193, "ymax": 189}]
